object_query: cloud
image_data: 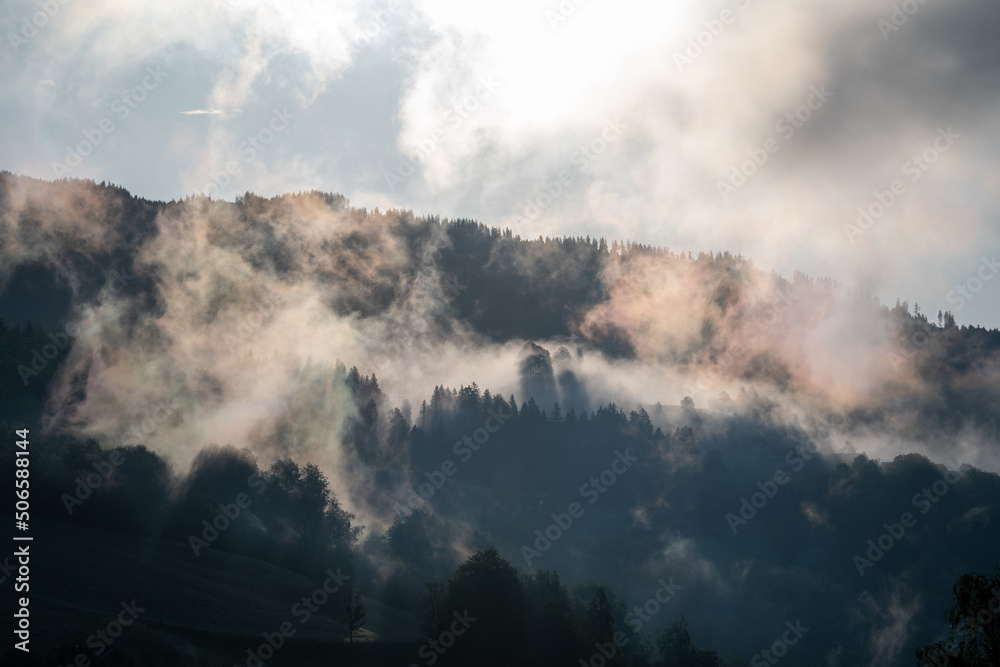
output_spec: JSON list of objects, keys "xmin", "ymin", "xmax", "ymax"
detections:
[
  {"xmin": 3, "ymin": 0, "xmax": 998, "ymax": 335},
  {"xmin": 374, "ymin": 0, "xmax": 1000, "ymax": 328}
]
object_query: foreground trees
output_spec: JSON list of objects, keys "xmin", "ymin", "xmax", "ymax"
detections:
[
  {"xmin": 417, "ymin": 548, "xmax": 746, "ymax": 667},
  {"xmin": 656, "ymin": 617, "xmax": 722, "ymax": 667},
  {"xmin": 915, "ymin": 564, "xmax": 1000, "ymax": 666},
  {"xmin": 341, "ymin": 586, "xmax": 369, "ymax": 644}
]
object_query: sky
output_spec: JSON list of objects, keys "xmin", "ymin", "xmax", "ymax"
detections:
[{"xmin": 1, "ymin": 0, "xmax": 998, "ymax": 328}]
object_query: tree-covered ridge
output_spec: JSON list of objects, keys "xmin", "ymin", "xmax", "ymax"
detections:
[
  {"xmin": 3, "ymin": 173, "xmax": 1000, "ymax": 665},
  {"xmin": 3, "ymin": 171, "xmax": 996, "ymax": 370},
  {"xmin": 3, "ymin": 358, "xmax": 999, "ymax": 664}
]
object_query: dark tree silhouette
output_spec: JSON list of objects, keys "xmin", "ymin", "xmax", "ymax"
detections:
[
  {"xmin": 341, "ymin": 586, "xmax": 368, "ymax": 645},
  {"xmin": 915, "ymin": 564, "xmax": 1000, "ymax": 666},
  {"xmin": 418, "ymin": 582, "xmax": 449, "ymax": 638},
  {"xmin": 585, "ymin": 585, "xmax": 617, "ymax": 647},
  {"xmin": 656, "ymin": 617, "xmax": 721, "ymax": 667},
  {"xmin": 444, "ymin": 548, "xmax": 525, "ymax": 666}
]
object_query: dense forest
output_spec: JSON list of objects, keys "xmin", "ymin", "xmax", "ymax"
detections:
[{"xmin": 1, "ymin": 173, "xmax": 999, "ymax": 665}]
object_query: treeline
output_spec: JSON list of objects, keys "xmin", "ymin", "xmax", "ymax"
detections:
[
  {"xmin": 6, "ymin": 173, "xmax": 999, "ymax": 359},
  {"xmin": 0, "ymin": 319, "xmax": 66, "ymax": 422},
  {"xmin": 407, "ymin": 546, "xmax": 745, "ymax": 667},
  {"xmin": 2, "ymin": 363, "xmax": 1000, "ymax": 665},
  {"xmin": 0, "ymin": 427, "xmax": 361, "ymax": 578}
]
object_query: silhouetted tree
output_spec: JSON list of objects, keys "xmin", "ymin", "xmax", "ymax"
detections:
[
  {"xmin": 915, "ymin": 564, "xmax": 1000, "ymax": 666},
  {"xmin": 445, "ymin": 548, "xmax": 525, "ymax": 666},
  {"xmin": 656, "ymin": 617, "xmax": 721, "ymax": 667},
  {"xmin": 341, "ymin": 586, "xmax": 368, "ymax": 645},
  {"xmin": 419, "ymin": 582, "xmax": 449, "ymax": 638},
  {"xmin": 585, "ymin": 585, "xmax": 617, "ymax": 647}
]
